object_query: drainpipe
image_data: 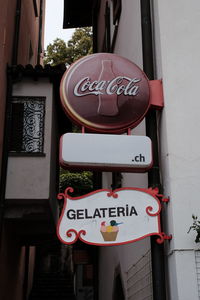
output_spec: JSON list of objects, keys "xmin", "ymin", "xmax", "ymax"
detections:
[
  {"xmin": 12, "ymin": 0, "xmax": 22, "ymax": 65},
  {"xmin": 37, "ymin": 0, "xmax": 43, "ymax": 65},
  {"xmin": 140, "ymin": 1, "xmax": 167, "ymax": 300},
  {"xmin": 92, "ymin": 0, "xmax": 101, "ymax": 53},
  {"xmin": 0, "ymin": 68, "xmax": 13, "ymax": 246}
]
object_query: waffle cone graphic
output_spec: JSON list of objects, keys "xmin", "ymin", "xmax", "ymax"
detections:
[{"xmin": 101, "ymin": 231, "xmax": 118, "ymax": 241}]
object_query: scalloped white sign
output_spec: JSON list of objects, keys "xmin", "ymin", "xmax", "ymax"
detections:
[{"xmin": 57, "ymin": 187, "xmax": 166, "ymax": 246}]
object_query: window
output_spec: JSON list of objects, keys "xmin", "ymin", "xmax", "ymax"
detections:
[{"xmin": 9, "ymin": 96, "xmax": 45, "ymax": 154}]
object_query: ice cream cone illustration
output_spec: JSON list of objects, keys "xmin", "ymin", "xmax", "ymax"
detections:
[{"xmin": 100, "ymin": 220, "xmax": 123, "ymax": 242}]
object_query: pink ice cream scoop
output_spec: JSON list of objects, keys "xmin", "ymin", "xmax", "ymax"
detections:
[{"xmin": 100, "ymin": 221, "xmax": 107, "ymax": 232}]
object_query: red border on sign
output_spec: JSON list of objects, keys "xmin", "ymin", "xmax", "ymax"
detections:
[
  {"xmin": 60, "ymin": 53, "xmax": 151, "ymax": 133},
  {"xmin": 56, "ymin": 187, "xmax": 169, "ymax": 246},
  {"xmin": 59, "ymin": 135, "xmax": 154, "ymax": 173}
]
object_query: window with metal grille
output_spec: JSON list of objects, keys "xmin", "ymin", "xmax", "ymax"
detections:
[{"xmin": 9, "ymin": 96, "xmax": 45, "ymax": 154}]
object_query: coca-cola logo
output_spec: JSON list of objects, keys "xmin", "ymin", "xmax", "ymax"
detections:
[
  {"xmin": 60, "ymin": 53, "xmax": 150, "ymax": 133},
  {"xmin": 74, "ymin": 76, "xmax": 141, "ymax": 97}
]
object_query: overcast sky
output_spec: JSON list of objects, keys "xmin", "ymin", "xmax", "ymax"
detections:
[{"xmin": 44, "ymin": 0, "xmax": 75, "ymax": 49}]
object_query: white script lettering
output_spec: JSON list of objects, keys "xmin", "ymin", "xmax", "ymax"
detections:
[{"xmin": 73, "ymin": 76, "xmax": 141, "ymax": 97}]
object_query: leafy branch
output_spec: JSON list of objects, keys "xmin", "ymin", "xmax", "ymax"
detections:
[{"xmin": 59, "ymin": 169, "xmax": 93, "ymax": 196}]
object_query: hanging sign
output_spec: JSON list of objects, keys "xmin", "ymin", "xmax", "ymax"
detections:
[
  {"xmin": 60, "ymin": 53, "xmax": 150, "ymax": 133},
  {"xmin": 57, "ymin": 187, "xmax": 170, "ymax": 246},
  {"xmin": 60, "ymin": 133, "xmax": 153, "ymax": 172}
]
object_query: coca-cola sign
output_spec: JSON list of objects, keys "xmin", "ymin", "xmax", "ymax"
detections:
[{"xmin": 60, "ymin": 53, "xmax": 150, "ymax": 133}]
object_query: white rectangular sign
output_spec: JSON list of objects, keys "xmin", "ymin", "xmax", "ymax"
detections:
[
  {"xmin": 60, "ymin": 133, "xmax": 152, "ymax": 172},
  {"xmin": 57, "ymin": 187, "xmax": 164, "ymax": 246}
]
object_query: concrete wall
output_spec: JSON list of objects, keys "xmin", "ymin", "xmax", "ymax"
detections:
[{"xmin": 153, "ymin": 0, "xmax": 200, "ymax": 299}]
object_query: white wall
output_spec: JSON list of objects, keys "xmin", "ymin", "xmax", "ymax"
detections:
[
  {"xmin": 6, "ymin": 78, "xmax": 53, "ymax": 200},
  {"xmin": 153, "ymin": 0, "xmax": 200, "ymax": 299},
  {"xmin": 113, "ymin": 0, "xmax": 143, "ymax": 67}
]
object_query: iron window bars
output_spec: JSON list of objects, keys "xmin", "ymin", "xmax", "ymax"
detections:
[{"xmin": 9, "ymin": 96, "xmax": 45, "ymax": 154}]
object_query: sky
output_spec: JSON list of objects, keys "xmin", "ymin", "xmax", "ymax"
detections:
[{"xmin": 44, "ymin": 0, "xmax": 75, "ymax": 49}]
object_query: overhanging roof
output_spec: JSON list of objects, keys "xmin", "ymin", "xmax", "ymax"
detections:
[{"xmin": 63, "ymin": 0, "xmax": 94, "ymax": 28}]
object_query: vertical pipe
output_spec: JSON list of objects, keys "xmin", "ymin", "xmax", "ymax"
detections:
[
  {"xmin": 23, "ymin": 246, "xmax": 30, "ymax": 300},
  {"xmin": 0, "ymin": 68, "xmax": 13, "ymax": 246},
  {"xmin": 92, "ymin": 0, "xmax": 101, "ymax": 53},
  {"xmin": 37, "ymin": 0, "xmax": 43, "ymax": 65},
  {"xmin": 140, "ymin": 1, "xmax": 166, "ymax": 299},
  {"xmin": 12, "ymin": 0, "xmax": 22, "ymax": 65},
  {"xmin": 105, "ymin": 2, "xmax": 111, "ymax": 52}
]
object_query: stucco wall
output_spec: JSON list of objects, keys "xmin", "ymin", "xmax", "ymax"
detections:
[{"xmin": 5, "ymin": 78, "xmax": 53, "ymax": 200}]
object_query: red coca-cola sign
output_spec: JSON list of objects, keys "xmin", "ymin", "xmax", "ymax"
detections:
[{"xmin": 60, "ymin": 53, "xmax": 150, "ymax": 133}]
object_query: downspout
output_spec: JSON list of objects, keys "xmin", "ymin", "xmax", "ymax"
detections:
[
  {"xmin": 37, "ymin": 0, "xmax": 43, "ymax": 65},
  {"xmin": 0, "ymin": 68, "xmax": 13, "ymax": 245},
  {"xmin": 92, "ymin": 0, "xmax": 101, "ymax": 53},
  {"xmin": 12, "ymin": 0, "xmax": 22, "ymax": 65},
  {"xmin": 140, "ymin": 1, "xmax": 167, "ymax": 300}
]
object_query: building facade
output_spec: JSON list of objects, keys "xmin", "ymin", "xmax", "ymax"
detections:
[
  {"xmin": 63, "ymin": 0, "xmax": 200, "ymax": 299},
  {"xmin": 0, "ymin": 0, "xmax": 45, "ymax": 175},
  {"xmin": 0, "ymin": 1, "xmax": 66, "ymax": 300},
  {"xmin": 1, "ymin": 0, "xmax": 200, "ymax": 299}
]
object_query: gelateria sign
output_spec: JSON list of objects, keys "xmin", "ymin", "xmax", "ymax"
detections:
[
  {"xmin": 60, "ymin": 53, "xmax": 163, "ymax": 133},
  {"xmin": 57, "ymin": 187, "xmax": 170, "ymax": 246}
]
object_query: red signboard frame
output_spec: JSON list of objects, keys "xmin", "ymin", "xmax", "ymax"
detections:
[
  {"xmin": 57, "ymin": 187, "xmax": 171, "ymax": 246},
  {"xmin": 60, "ymin": 53, "xmax": 151, "ymax": 133}
]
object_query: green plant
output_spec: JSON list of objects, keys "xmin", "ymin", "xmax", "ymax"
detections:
[
  {"xmin": 59, "ymin": 169, "xmax": 93, "ymax": 196},
  {"xmin": 187, "ymin": 215, "xmax": 200, "ymax": 243}
]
